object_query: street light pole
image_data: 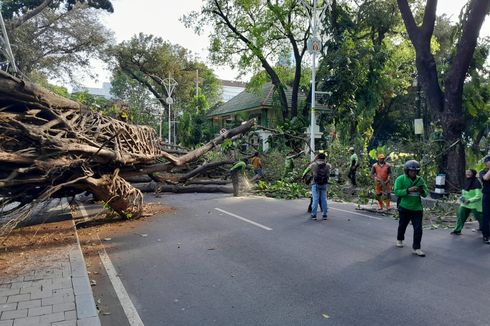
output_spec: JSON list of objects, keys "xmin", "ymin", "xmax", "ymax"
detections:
[
  {"xmin": 160, "ymin": 75, "xmax": 178, "ymax": 144},
  {"xmin": 299, "ymin": 0, "xmax": 328, "ymax": 161},
  {"xmin": 311, "ymin": 46, "xmax": 317, "ymax": 162}
]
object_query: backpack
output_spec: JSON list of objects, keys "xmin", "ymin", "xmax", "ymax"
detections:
[{"xmin": 314, "ymin": 162, "xmax": 330, "ymax": 185}]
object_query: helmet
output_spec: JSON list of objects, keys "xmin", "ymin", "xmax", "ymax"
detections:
[
  {"xmin": 378, "ymin": 154, "xmax": 385, "ymax": 159},
  {"xmin": 404, "ymin": 160, "xmax": 420, "ymax": 172},
  {"xmin": 349, "ymin": 147, "xmax": 354, "ymax": 151},
  {"xmin": 484, "ymin": 155, "xmax": 490, "ymax": 163}
]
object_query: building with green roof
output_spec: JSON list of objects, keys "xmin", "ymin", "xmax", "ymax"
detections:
[{"xmin": 207, "ymin": 83, "xmax": 306, "ymax": 150}]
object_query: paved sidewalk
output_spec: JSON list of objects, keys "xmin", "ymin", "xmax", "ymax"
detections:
[{"xmin": 0, "ymin": 217, "xmax": 100, "ymax": 326}]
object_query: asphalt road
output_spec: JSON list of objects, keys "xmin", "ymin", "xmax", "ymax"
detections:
[{"xmin": 99, "ymin": 193, "xmax": 490, "ymax": 326}]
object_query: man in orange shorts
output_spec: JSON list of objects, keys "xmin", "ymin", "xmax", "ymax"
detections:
[{"xmin": 371, "ymin": 154, "xmax": 392, "ymax": 209}]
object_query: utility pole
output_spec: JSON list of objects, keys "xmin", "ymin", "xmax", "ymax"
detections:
[
  {"xmin": 0, "ymin": 9, "xmax": 18, "ymax": 74},
  {"xmin": 161, "ymin": 75, "xmax": 178, "ymax": 144},
  {"xmin": 299, "ymin": 0, "xmax": 329, "ymax": 161}
]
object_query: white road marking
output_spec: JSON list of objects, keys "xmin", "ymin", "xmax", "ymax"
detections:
[
  {"xmin": 98, "ymin": 245, "xmax": 145, "ymax": 326},
  {"xmin": 215, "ymin": 208, "xmax": 272, "ymax": 231},
  {"xmin": 79, "ymin": 203, "xmax": 90, "ymax": 222},
  {"xmin": 329, "ymin": 207, "xmax": 383, "ymax": 220},
  {"xmin": 77, "ymin": 205, "xmax": 144, "ymax": 326}
]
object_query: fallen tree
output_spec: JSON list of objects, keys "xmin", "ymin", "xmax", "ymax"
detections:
[{"xmin": 0, "ymin": 70, "xmax": 254, "ymax": 234}]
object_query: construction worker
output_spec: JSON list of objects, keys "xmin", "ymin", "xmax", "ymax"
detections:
[
  {"xmin": 347, "ymin": 147, "xmax": 359, "ymax": 186},
  {"xmin": 230, "ymin": 159, "xmax": 247, "ymax": 197},
  {"xmin": 303, "ymin": 153, "xmax": 330, "ymax": 220},
  {"xmin": 393, "ymin": 160, "xmax": 429, "ymax": 257},
  {"xmin": 250, "ymin": 152, "xmax": 264, "ymax": 182},
  {"xmin": 371, "ymin": 153, "xmax": 392, "ymax": 210}
]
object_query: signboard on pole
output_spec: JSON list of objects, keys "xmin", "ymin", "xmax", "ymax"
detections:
[
  {"xmin": 414, "ymin": 118, "xmax": 424, "ymax": 135},
  {"xmin": 307, "ymin": 37, "xmax": 322, "ymax": 54}
]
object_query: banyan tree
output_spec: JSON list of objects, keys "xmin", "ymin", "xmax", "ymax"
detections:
[{"xmin": 0, "ymin": 70, "xmax": 254, "ymax": 234}]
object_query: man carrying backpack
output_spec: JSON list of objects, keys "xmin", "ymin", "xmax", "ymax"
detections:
[{"xmin": 302, "ymin": 153, "xmax": 331, "ymax": 220}]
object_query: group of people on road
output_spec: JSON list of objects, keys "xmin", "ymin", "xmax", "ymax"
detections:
[
  {"xmin": 231, "ymin": 147, "xmax": 490, "ymax": 256},
  {"xmin": 303, "ymin": 149, "xmax": 429, "ymax": 256},
  {"xmin": 303, "ymin": 148, "xmax": 490, "ymax": 257}
]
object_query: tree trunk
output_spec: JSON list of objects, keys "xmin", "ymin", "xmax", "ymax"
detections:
[
  {"xmin": 0, "ymin": 69, "xmax": 255, "ymax": 229},
  {"xmin": 397, "ymin": 0, "xmax": 490, "ymax": 191},
  {"xmin": 85, "ymin": 170, "xmax": 144, "ymax": 219},
  {"xmin": 134, "ymin": 182, "xmax": 233, "ymax": 194}
]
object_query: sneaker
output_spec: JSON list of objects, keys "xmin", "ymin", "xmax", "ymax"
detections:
[
  {"xmin": 484, "ymin": 237, "xmax": 490, "ymax": 244},
  {"xmin": 396, "ymin": 240, "xmax": 403, "ymax": 248},
  {"xmin": 322, "ymin": 215, "xmax": 327, "ymax": 220},
  {"xmin": 311, "ymin": 216, "xmax": 317, "ymax": 221},
  {"xmin": 412, "ymin": 249, "xmax": 426, "ymax": 257},
  {"xmin": 450, "ymin": 231, "xmax": 461, "ymax": 235}
]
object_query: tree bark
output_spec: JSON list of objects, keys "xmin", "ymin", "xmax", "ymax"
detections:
[
  {"xmin": 397, "ymin": 0, "xmax": 490, "ymax": 190},
  {"xmin": 0, "ymin": 69, "xmax": 255, "ymax": 227},
  {"xmin": 134, "ymin": 182, "xmax": 233, "ymax": 194}
]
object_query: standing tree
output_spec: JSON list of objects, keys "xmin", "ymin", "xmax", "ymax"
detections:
[
  {"xmin": 108, "ymin": 34, "xmax": 221, "ymax": 144},
  {"xmin": 397, "ymin": 0, "xmax": 490, "ymax": 190},
  {"xmin": 183, "ymin": 0, "xmax": 312, "ymax": 119},
  {"xmin": 1, "ymin": 1, "xmax": 114, "ymax": 81}
]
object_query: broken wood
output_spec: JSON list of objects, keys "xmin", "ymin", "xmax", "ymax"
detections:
[{"xmin": 0, "ymin": 70, "xmax": 255, "ymax": 234}]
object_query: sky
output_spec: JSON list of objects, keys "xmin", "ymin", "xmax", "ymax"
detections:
[{"xmin": 80, "ymin": 0, "xmax": 490, "ymax": 88}]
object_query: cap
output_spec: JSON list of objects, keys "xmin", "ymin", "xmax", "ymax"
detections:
[
  {"xmin": 484, "ymin": 155, "xmax": 490, "ymax": 163},
  {"xmin": 349, "ymin": 147, "xmax": 354, "ymax": 151},
  {"xmin": 378, "ymin": 154, "xmax": 385, "ymax": 159}
]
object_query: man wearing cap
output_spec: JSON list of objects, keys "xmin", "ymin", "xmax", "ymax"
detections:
[
  {"xmin": 478, "ymin": 155, "xmax": 490, "ymax": 244},
  {"xmin": 347, "ymin": 147, "xmax": 359, "ymax": 186},
  {"xmin": 372, "ymin": 154, "xmax": 392, "ymax": 210}
]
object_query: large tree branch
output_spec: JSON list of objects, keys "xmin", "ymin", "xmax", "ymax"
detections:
[
  {"xmin": 421, "ymin": 0, "xmax": 438, "ymax": 39},
  {"xmin": 445, "ymin": 0, "xmax": 490, "ymax": 94},
  {"xmin": 9, "ymin": 0, "xmax": 54, "ymax": 29},
  {"xmin": 396, "ymin": 0, "xmax": 420, "ymax": 46},
  {"xmin": 161, "ymin": 119, "xmax": 255, "ymax": 166}
]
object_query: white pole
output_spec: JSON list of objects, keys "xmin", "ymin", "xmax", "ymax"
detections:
[
  {"xmin": 168, "ymin": 104, "xmax": 171, "ymax": 144},
  {"xmin": 309, "ymin": 0, "xmax": 318, "ymax": 161},
  {"xmin": 310, "ymin": 50, "xmax": 316, "ymax": 161},
  {"xmin": 159, "ymin": 109, "xmax": 162, "ymax": 139}
]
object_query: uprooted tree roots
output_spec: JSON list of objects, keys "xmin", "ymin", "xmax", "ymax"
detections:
[{"xmin": 0, "ymin": 70, "xmax": 255, "ymax": 235}]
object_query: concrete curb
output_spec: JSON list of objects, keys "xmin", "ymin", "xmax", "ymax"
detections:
[{"xmin": 70, "ymin": 220, "xmax": 101, "ymax": 326}]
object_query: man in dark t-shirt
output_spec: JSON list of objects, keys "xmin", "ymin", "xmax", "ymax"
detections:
[{"xmin": 478, "ymin": 155, "xmax": 490, "ymax": 244}]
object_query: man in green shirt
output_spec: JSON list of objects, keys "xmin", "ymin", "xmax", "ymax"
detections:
[
  {"xmin": 393, "ymin": 160, "xmax": 429, "ymax": 257},
  {"xmin": 347, "ymin": 147, "xmax": 359, "ymax": 186},
  {"xmin": 230, "ymin": 159, "xmax": 247, "ymax": 197}
]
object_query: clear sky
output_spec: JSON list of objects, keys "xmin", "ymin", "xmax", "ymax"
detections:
[{"xmin": 81, "ymin": 0, "xmax": 490, "ymax": 88}]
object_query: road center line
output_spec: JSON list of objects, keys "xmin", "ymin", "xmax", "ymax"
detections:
[
  {"xmin": 215, "ymin": 208, "xmax": 273, "ymax": 231},
  {"xmin": 329, "ymin": 207, "xmax": 383, "ymax": 220}
]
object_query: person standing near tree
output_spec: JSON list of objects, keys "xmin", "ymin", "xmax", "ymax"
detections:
[
  {"xmin": 347, "ymin": 147, "xmax": 359, "ymax": 186},
  {"xmin": 250, "ymin": 151, "xmax": 264, "ymax": 182},
  {"xmin": 451, "ymin": 169, "xmax": 482, "ymax": 235},
  {"xmin": 393, "ymin": 160, "xmax": 429, "ymax": 257},
  {"xmin": 230, "ymin": 159, "xmax": 247, "ymax": 197},
  {"xmin": 372, "ymin": 154, "xmax": 392, "ymax": 210},
  {"xmin": 303, "ymin": 153, "xmax": 330, "ymax": 220},
  {"xmin": 478, "ymin": 155, "xmax": 490, "ymax": 244}
]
